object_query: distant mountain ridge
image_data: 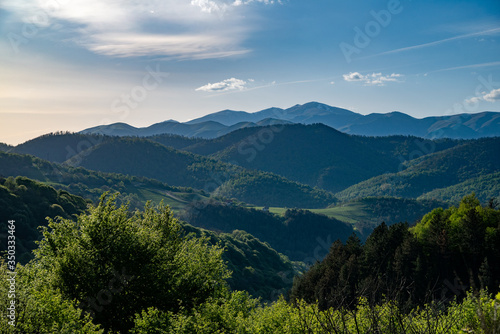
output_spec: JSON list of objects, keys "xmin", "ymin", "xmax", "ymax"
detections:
[{"xmin": 80, "ymin": 102, "xmax": 500, "ymax": 139}]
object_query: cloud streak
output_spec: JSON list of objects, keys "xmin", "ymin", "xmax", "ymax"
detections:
[{"xmin": 369, "ymin": 27, "xmax": 500, "ymax": 57}]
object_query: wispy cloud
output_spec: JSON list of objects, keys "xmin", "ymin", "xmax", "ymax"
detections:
[
  {"xmin": 195, "ymin": 78, "xmax": 248, "ymax": 92},
  {"xmin": 1, "ymin": 0, "xmax": 279, "ymax": 59},
  {"xmin": 83, "ymin": 33, "xmax": 250, "ymax": 59},
  {"xmin": 369, "ymin": 27, "xmax": 500, "ymax": 57},
  {"xmin": 343, "ymin": 72, "xmax": 402, "ymax": 86},
  {"xmin": 424, "ymin": 61, "xmax": 500, "ymax": 75},
  {"xmin": 191, "ymin": 0, "xmax": 279, "ymax": 13}
]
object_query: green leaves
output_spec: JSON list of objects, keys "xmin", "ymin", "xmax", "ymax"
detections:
[{"xmin": 33, "ymin": 193, "xmax": 230, "ymax": 332}]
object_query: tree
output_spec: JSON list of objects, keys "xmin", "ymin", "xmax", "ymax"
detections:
[{"xmin": 34, "ymin": 194, "xmax": 230, "ymax": 332}]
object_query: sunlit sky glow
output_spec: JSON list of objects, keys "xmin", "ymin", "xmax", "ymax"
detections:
[{"xmin": 1, "ymin": 0, "xmax": 499, "ymax": 145}]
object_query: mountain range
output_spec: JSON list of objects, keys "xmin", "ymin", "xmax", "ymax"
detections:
[
  {"xmin": 80, "ymin": 102, "xmax": 500, "ymax": 139},
  {"xmin": 8, "ymin": 122, "xmax": 500, "ymax": 206}
]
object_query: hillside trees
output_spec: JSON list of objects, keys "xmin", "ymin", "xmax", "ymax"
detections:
[{"xmin": 0, "ymin": 176, "xmax": 89, "ymax": 263}]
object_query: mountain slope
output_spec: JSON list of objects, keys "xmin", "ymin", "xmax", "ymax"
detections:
[
  {"xmin": 418, "ymin": 171, "xmax": 500, "ymax": 204},
  {"xmin": 208, "ymin": 124, "xmax": 396, "ymax": 193},
  {"xmin": 181, "ymin": 201, "xmax": 354, "ymax": 261},
  {"xmin": 0, "ymin": 174, "xmax": 296, "ymax": 301},
  {"xmin": 0, "ymin": 176, "xmax": 89, "ymax": 263},
  {"xmin": 0, "ymin": 143, "xmax": 12, "ymax": 152},
  {"xmin": 0, "ymin": 151, "xmax": 209, "ymax": 210},
  {"xmin": 336, "ymin": 137, "xmax": 500, "ymax": 201},
  {"xmin": 12, "ymin": 132, "xmax": 106, "ymax": 163},
  {"xmin": 191, "ymin": 124, "xmax": 459, "ymax": 193}
]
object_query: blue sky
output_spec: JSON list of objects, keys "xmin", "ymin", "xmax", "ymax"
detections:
[{"xmin": 1, "ymin": 0, "xmax": 499, "ymax": 144}]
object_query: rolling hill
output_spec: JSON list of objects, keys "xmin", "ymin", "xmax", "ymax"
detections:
[{"xmin": 177, "ymin": 124, "xmax": 460, "ymax": 193}]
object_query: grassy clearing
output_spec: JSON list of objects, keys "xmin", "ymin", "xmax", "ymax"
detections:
[{"xmin": 251, "ymin": 201, "xmax": 373, "ymax": 226}]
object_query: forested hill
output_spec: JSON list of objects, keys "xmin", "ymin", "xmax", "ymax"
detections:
[
  {"xmin": 0, "ymin": 150, "xmax": 209, "ymax": 210},
  {"xmin": 185, "ymin": 123, "xmax": 460, "ymax": 193},
  {"xmin": 12, "ymin": 132, "xmax": 107, "ymax": 163},
  {"xmin": 5, "ymin": 128, "xmax": 499, "ymax": 207},
  {"xmin": 1, "ymin": 191, "xmax": 499, "ymax": 332},
  {"xmin": 7, "ymin": 128, "xmax": 460, "ymax": 196},
  {"xmin": 337, "ymin": 137, "xmax": 500, "ymax": 201},
  {"xmin": 62, "ymin": 136, "xmax": 336, "ymax": 208}
]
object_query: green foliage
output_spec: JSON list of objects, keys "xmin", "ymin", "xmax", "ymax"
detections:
[
  {"xmin": 323, "ymin": 196, "xmax": 448, "ymax": 238},
  {"xmin": 0, "ymin": 175, "xmax": 294, "ymax": 303},
  {"xmin": 34, "ymin": 194, "xmax": 230, "ymax": 332},
  {"xmin": 0, "ymin": 176, "xmax": 88, "ymax": 263},
  {"xmin": 291, "ymin": 194, "xmax": 500, "ymax": 310},
  {"xmin": 130, "ymin": 291, "xmax": 500, "ymax": 334},
  {"xmin": 0, "ymin": 262, "xmax": 103, "ymax": 333}
]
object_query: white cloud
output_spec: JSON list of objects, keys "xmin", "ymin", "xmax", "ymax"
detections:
[
  {"xmin": 343, "ymin": 72, "xmax": 364, "ymax": 81},
  {"xmin": 195, "ymin": 78, "xmax": 247, "ymax": 92},
  {"xmin": 343, "ymin": 72, "xmax": 402, "ymax": 86},
  {"xmin": 464, "ymin": 88, "xmax": 500, "ymax": 104},
  {"xmin": 483, "ymin": 88, "xmax": 500, "ymax": 102},
  {"xmin": 464, "ymin": 96, "xmax": 482, "ymax": 105},
  {"xmin": 1, "ymin": 0, "xmax": 279, "ymax": 59}
]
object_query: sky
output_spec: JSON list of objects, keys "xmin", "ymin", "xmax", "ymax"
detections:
[{"xmin": 0, "ymin": 0, "xmax": 499, "ymax": 145}]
